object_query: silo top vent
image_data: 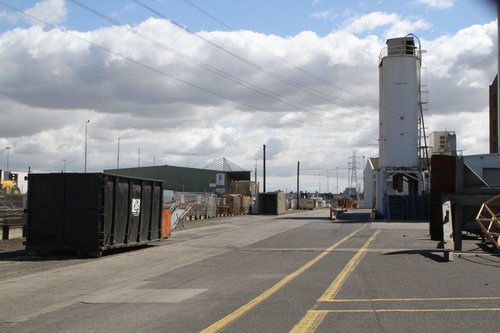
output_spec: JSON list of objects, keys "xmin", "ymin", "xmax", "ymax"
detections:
[
  {"xmin": 386, "ymin": 37, "xmax": 416, "ymax": 56},
  {"xmin": 378, "ymin": 36, "xmax": 420, "ymax": 65}
]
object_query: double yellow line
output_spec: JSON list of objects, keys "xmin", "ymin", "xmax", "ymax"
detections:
[
  {"xmin": 201, "ymin": 224, "xmax": 369, "ymax": 333},
  {"xmin": 290, "ymin": 230, "xmax": 380, "ymax": 333}
]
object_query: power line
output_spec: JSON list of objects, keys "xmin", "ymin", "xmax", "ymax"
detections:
[
  {"xmin": 184, "ymin": 0, "xmax": 378, "ymax": 109},
  {"xmin": 133, "ymin": 0, "xmax": 377, "ymax": 115},
  {"xmin": 67, "ymin": 0, "xmax": 371, "ymax": 129},
  {"xmin": 0, "ymin": 1, "xmax": 357, "ymax": 132}
]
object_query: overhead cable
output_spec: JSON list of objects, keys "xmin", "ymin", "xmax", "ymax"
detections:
[{"xmin": 0, "ymin": 1, "xmax": 360, "ymax": 132}]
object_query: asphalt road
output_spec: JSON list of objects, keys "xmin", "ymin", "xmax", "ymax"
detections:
[{"xmin": 1, "ymin": 209, "xmax": 499, "ymax": 333}]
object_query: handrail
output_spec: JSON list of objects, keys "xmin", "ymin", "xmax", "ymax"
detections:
[{"xmin": 378, "ymin": 45, "xmax": 421, "ymax": 64}]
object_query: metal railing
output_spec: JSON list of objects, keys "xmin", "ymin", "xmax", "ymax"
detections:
[
  {"xmin": 168, "ymin": 201, "xmax": 196, "ymax": 230},
  {"xmin": 378, "ymin": 45, "xmax": 421, "ymax": 64}
]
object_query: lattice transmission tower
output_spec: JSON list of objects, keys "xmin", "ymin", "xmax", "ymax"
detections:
[{"xmin": 348, "ymin": 152, "xmax": 359, "ymax": 190}]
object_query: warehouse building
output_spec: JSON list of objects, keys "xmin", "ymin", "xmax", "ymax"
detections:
[{"xmin": 104, "ymin": 159, "xmax": 255, "ymax": 197}]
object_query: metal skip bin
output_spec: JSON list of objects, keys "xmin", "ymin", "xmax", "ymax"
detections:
[{"xmin": 26, "ymin": 173, "xmax": 163, "ymax": 257}]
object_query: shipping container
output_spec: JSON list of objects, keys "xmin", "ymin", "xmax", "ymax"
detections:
[
  {"xmin": 26, "ymin": 173, "xmax": 163, "ymax": 257},
  {"xmin": 299, "ymin": 198, "xmax": 315, "ymax": 210},
  {"xmin": 256, "ymin": 193, "xmax": 286, "ymax": 215}
]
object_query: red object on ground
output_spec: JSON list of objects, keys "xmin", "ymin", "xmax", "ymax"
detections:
[{"xmin": 162, "ymin": 209, "xmax": 172, "ymax": 239}]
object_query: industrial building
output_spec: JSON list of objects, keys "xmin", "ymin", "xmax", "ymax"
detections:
[
  {"xmin": 429, "ymin": 131, "xmax": 457, "ymax": 156},
  {"xmin": 364, "ymin": 35, "xmax": 429, "ymax": 220},
  {"xmin": 103, "ymin": 159, "xmax": 293, "ymax": 217},
  {"xmin": 427, "ymin": 73, "xmax": 500, "ymax": 247},
  {"xmin": 365, "ymin": 35, "xmax": 500, "ymax": 232},
  {"xmin": 105, "ymin": 158, "xmax": 256, "ymax": 197},
  {"xmin": 429, "ymin": 153, "xmax": 500, "ymax": 247}
]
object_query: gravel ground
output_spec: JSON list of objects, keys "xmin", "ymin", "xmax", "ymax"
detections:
[{"xmin": 0, "ymin": 238, "xmax": 25, "ymax": 253}]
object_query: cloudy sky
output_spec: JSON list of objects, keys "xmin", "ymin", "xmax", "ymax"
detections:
[{"xmin": 0, "ymin": 0, "xmax": 496, "ymax": 192}]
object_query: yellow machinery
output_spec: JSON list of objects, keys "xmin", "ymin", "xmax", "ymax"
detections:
[{"xmin": 1, "ymin": 179, "xmax": 21, "ymax": 195}]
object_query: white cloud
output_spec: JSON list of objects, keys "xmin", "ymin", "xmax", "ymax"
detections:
[
  {"xmin": 24, "ymin": 0, "xmax": 67, "ymax": 27},
  {"xmin": 0, "ymin": 15, "xmax": 495, "ymax": 192},
  {"xmin": 425, "ymin": 21, "xmax": 496, "ymax": 86},
  {"xmin": 416, "ymin": 0, "xmax": 455, "ymax": 9},
  {"xmin": 344, "ymin": 12, "xmax": 399, "ymax": 34},
  {"xmin": 342, "ymin": 11, "xmax": 431, "ymax": 38},
  {"xmin": 0, "ymin": 10, "xmax": 21, "ymax": 24},
  {"xmin": 309, "ymin": 9, "xmax": 336, "ymax": 20}
]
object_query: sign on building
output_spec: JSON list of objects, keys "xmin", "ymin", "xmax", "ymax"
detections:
[{"xmin": 216, "ymin": 173, "xmax": 225, "ymax": 186}]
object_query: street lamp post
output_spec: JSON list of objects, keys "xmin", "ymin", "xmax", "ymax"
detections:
[
  {"xmin": 84, "ymin": 120, "xmax": 90, "ymax": 173},
  {"xmin": 362, "ymin": 156, "xmax": 365, "ymax": 192},
  {"xmin": 62, "ymin": 159, "xmax": 66, "ymax": 172},
  {"xmin": 327, "ymin": 170, "xmax": 329, "ymax": 193},
  {"xmin": 5, "ymin": 146, "xmax": 11, "ymax": 171},
  {"xmin": 336, "ymin": 167, "xmax": 339, "ymax": 194}
]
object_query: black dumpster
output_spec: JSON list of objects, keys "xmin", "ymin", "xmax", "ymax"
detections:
[{"xmin": 26, "ymin": 173, "xmax": 162, "ymax": 257}]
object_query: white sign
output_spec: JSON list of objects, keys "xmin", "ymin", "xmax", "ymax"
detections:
[
  {"xmin": 216, "ymin": 174, "xmax": 225, "ymax": 186},
  {"xmin": 131, "ymin": 199, "xmax": 141, "ymax": 217},
  {"xmin": 216, "ymin": 188, "xmax": 225, "ymax": 194},
  {"xmin": 209, "ymin": 183, "xmax": 216, "ymax": 188}
]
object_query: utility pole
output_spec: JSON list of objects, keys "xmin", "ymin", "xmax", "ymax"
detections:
[
  {"xmin": 263, "ymin": 144, "xmax": 266, "ymax": 193},
  {"xmin": 297, "ymin": 161, "xmax": 300, "ymax": 209},
  {"xmin": 362, "ymin": 155, "xmax": 366, "ymax": 192},
  {"xmin": 254, "ymin": 159, "xmax": 257, "ymax": 192},
  {"xmin": 138, "ymin": 148, "xmax": 141, "ymax": 167},
  {"xmin": 117, "ymin": 137, "xmax": 120, "ymax": 169},
  {"xmin": 84, "ymin": 120, "xmax": 90, "ymax": 173},
  {"xmin": 347, "ymin": 160, "xmax": 351, "ymax": 189}
]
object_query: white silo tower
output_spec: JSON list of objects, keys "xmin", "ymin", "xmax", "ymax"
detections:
[{"xmin": 376, "ymin": 35, "xmax": 425, "ymax": 218}]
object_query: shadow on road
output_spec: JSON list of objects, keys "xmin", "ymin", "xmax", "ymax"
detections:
[
  {"xmin": 335, "ymin": 211, "xmax": 371, "ymax": 223},
  {"xmin": 0, "ymin": 249, "xmax": 84, "ymax": 262},
  {"xmin": 278, "ymin": 216, "xmax": 332, "ymax": 221},
  {"xmin": 459, "ymin": 253, "xmax": 500, "ymax": 268},
  {"xmin": 278, "ymin": 211, "xmax": 371, "ymax": 224},
  {"xmin": 0, "ymin": 244, "xmax": 153, "ymax": 262},
  {"xmin": 383, "ymin": 249, "xmax": 447, "ymax": 263}
]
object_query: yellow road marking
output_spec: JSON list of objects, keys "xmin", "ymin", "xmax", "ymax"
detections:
[
  {"xmin": 289, "ymin": 310, "xmax": 327, "ymax": 333},
  {"xmin": 304, "ymin": 308, "xmax": 500, "ymax": 314},
  {"xmin": 328, "ymin": 296, "xmax": 500, "ymax": 303},
  {"xmin": 200, "ymin": 224, "xmax": 368, "ymax": 333},
  {"xmin": 318, "ymin": 230, "xmax": 380, "ymax": 302}
]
